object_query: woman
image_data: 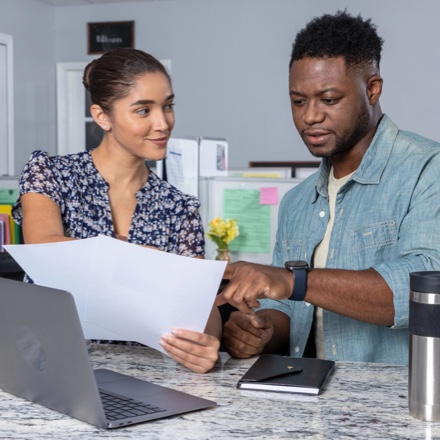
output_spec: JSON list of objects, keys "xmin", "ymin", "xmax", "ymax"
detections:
[{"xmin": 12, "ymin": 48, "xmax": 221, "ymax": 374}]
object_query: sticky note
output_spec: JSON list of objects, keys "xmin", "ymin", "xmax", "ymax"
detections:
[{"xmin": 260, "ymin": 187, "xmax": 278, "ymax": 205}]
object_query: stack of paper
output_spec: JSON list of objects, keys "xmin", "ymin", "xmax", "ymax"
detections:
[{"xmin": 5, "ymin": 235, "xmax": 227, "ymax": 354}]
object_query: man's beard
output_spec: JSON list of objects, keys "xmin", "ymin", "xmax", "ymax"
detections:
[{"xmin": 307, "ymin": 101, "xmax": 371, "ymax": 159}]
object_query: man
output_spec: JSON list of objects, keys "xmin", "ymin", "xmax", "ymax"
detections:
[{"xmin": 217, "ymin": 10, "xmax": 440, "ymax": 364}]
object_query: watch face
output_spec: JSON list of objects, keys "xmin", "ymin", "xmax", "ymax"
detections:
[{"xmin": 285, "ymin": 260, "xmax": 309, "ymax": 270}]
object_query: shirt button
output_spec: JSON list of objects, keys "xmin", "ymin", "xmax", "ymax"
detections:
[
  {"xmin": 294, "ymin": 346, "xmax": 300, "ymax": 353},
  {"xmin": 319, "ymin": 211, "xmax": 325, "ymax": 218},
  {"xmin": 305, "ymin": 302, "xmax": 311, "ymax": 307}
]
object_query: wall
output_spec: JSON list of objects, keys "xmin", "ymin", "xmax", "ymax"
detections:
[
  {"xmin": 0, "ymin": 0, "xmax": 56, "ymax": 175},
  {"xmin": 53, "ymin": 0, "xmax": 440, "ymax": 169},
  {"xmin": 2, "ymin": 0, "xmax": 440, "ymax": 173}
]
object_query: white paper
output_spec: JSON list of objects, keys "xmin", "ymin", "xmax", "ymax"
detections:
[
  {"xmin": 199, "ymin": 137, "xmax": 228, "ymax": 177},
  {"xmin": 165, "ymin": 144, "xmax": 184, "ymax": 190},
  {"xmin": 165, "ymin": 138, "xmax": 199, "ymax": 197},
  {"xmin": 5, "ymin": 235, "xmax": 227, "ymax": 353}
]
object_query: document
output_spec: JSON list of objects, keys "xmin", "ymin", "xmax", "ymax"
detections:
[
  {"xmin": 223, "ymin": 188, "xmax": 271, "ymax": 253},
  {"xmin": 165, "ymin": 138, "xmax": 199, "ymax": 197},
  {"xmin": 165, "ymin": 146, "xmax": 184, "ymax": 191},
  {"xmin": 5, "ymin": 235, "xmax": 227, "ymax": 354}
]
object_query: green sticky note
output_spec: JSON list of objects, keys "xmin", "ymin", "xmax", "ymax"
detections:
[
  {"xmin": 0, "ymin": 189, "xmax": 18, "ymax": 204},
  {"xmin": 223, "ymin": 189, "xmax": 271, "ymax": 253}
]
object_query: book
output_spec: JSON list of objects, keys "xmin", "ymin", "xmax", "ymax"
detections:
[
  {"xmin": 0, "ymin": 214, "xmax": 10, "ymax": 247},
  {"xmin": 0, "ymin": 205, "xmax": 14, "ymax": 244},
  {"xmin": 0, "ymin": 204, "xmax": 21, "ymax": 244},
  {"xmin": 0, "ymin": 219, "xmax": 4, "ymax": 252},
  {"xmin": 237, "ymin": 354, "xmax": 335, "ymax": 395}
]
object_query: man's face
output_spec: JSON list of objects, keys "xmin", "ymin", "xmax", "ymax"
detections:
[{"xmin": 289, "ymin": 57, "xmax": 373, "ymax": 159}]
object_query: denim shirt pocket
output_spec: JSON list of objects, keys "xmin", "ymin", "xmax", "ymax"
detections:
[
  {"xmin": 281, "ymin": 239, "xmax": 305, "ymax": 261},
  {"xmin": 351, "ymin": 221, "xmax": 397, "ymax": 267}
]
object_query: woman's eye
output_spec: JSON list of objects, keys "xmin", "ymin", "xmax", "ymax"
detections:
[
  {"xmin": 165, "ymin": 103, "xmax": 175, "ymax": 111},
  {"xmin": 137, "ymin": 108, "xmax": 150, "ymax": 116}
]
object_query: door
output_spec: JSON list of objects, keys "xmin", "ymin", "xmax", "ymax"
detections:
[
  {"xmin": 56, "ymin": 62, "xmax": 88, "ymax": 155},
  {"xmin": 0, "ymin": 33, "xmax": 14, "ymax": 176}
]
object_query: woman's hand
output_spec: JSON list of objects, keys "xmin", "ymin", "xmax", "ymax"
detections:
[{"xmin": 159, "ymin": 329, "xmax": 220, "ymax": 374}]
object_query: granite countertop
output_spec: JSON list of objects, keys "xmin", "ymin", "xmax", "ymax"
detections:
[{"xmin": 0, "ymin": 343, "xmax": 439, "ymax": 439}]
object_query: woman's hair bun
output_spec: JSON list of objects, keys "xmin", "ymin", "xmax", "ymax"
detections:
[{"xmin": 82, "ymin": 59, "xmax": 96, "ymax": 91}]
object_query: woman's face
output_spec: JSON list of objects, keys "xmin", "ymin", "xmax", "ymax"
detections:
[{"xmin": 106, "ymin": 72, "xmax": 175, "ymax": 161}]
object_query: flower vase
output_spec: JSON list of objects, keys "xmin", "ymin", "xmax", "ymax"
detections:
[{"xmin": 215, "ymin": 248, "xmax": 231, "ymax": 263}]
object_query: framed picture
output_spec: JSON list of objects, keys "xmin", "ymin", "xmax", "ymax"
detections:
[{"xmin": 88, "ymin": 21, "xmax": 134, "ymax": 54}]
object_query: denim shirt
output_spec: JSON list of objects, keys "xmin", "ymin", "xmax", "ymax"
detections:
[{"xmin": 258, "ymin": 115, "xmax": 440, "ymax": 364}]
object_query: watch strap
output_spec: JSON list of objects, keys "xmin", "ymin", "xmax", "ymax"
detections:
[{"xmin": 289, "ymin": 268, "xmax": 307, "ymax": 301}]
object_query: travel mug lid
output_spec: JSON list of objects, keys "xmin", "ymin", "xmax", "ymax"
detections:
[{"xmin": 410, "ymin": 271, "xmax": 440, "ymax": 294}]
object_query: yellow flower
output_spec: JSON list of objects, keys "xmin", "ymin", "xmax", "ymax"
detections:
[{"xmin": 206, "ymin": 217, "xmax": 239, "ymax": 249}]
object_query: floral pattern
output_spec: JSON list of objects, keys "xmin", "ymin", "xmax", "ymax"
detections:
[
  {"xmin": 12, "ymin": 150, "xmax": 206, "ymax": 346},
  {"xmin": 12, "ymin": 150, "xmax": 205, "ymax": 256}
]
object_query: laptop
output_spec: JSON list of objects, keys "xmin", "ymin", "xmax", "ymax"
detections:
[{"xmin": 0, "ymin": 277, "xmax": 216, "ymax": 429}]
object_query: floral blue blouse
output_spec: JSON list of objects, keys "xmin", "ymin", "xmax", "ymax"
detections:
[{"xmin": 12, "ymin": 150, "xmax": 205, "ymax": 256}]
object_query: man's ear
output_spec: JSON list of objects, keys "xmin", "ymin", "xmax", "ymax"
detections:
[
  {"xmin": 90, "ymin": 104, "xmax": 111, "ymax": 131},
  {"xmin": 367, "ymin": 74, "xmax": 383, "ymax": 105}
]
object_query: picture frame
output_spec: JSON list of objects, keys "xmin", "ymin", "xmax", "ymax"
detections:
[{"xmin": 88, "ymin": 21, "xmax": 134, "ymax": 55}]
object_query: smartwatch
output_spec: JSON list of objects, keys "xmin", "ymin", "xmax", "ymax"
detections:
[{"xmin": 284, "ymin": 260, "xmax": 309, "ymax": 301}]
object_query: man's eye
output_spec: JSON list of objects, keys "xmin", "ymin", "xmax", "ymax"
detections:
[
  {"xmin": 165, "ymin": 103, "xmax": 175, "ymax": 111},
  {"xmin": 292, "ymin": 99, "xmax": 305, "ymax": 106},
  {"xmin": 322, "ymin": 98, "xmax": 339, "ymax": 105}
]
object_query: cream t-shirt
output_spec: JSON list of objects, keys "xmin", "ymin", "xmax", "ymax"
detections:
[{"xmin": 312, "ymin": 168, "xmax": 354, "ymax": 359}]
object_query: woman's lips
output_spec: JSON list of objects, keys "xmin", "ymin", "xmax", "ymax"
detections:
[{"xmin": 147, "ymin": 137, "xmax": 168, "ymax": 147}]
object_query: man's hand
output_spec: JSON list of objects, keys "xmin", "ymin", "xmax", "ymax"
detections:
[
  {"xmin": 222, "ymin": 311, "xmax": 274, "ymax": 358},
  {"xmin": 215, "ymin": 261, "xmax": 293, "ymax": 314}
]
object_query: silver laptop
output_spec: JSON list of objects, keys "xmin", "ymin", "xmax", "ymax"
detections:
[{"xmin": 0, "ymin": 277, "xmax": 216, "ymax": 429}]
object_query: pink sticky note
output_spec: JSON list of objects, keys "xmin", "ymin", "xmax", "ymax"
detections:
[{"xmin": 260, "ymin": 187, "xmax": 278, "ymax": 205}]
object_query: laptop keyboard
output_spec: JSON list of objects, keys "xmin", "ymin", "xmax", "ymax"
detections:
[{"xmin": 99, "ymin": 390, "xmax": 166, "ymax": 421}]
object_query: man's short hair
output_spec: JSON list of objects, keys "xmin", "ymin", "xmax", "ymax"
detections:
[{"xmin": 289, "ymin": 10, "xmax": 384, "ymax": 70}]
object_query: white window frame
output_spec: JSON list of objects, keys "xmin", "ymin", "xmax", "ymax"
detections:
[{"xmin": 0, "ymin": 32, "xmax": 14, "ymax": 176}]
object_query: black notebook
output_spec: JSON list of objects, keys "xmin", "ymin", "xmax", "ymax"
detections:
[{"xmin": 237, "ymin": 354, "xmax": 335, "ymax": 395}]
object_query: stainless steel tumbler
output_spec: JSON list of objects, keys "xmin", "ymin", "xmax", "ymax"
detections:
[{"xmin": 409, "ymin": 271, "xmax": 440, "ymax": 422}]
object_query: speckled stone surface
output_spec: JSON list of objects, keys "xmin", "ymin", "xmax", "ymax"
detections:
[{"xmin": 1, "ymin": 343, "xmax": 439, "ymax": 439}]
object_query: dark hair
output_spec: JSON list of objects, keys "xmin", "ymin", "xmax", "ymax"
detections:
[
  {"xmin": 83, "ymin": 48, "xmax": 171, "ymax": 113},
  {"xmin": 289, "ymin": 10, "xmax": 384, "ymax": 70}
]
